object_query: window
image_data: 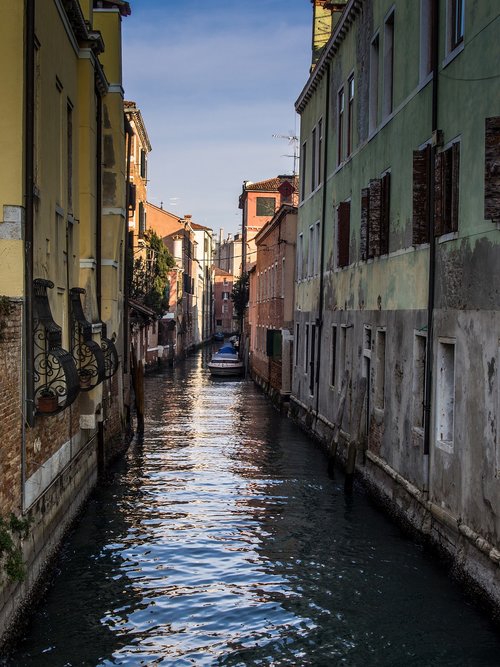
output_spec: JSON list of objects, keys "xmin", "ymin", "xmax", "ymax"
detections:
[
  {"xmin": 313, "ymin": 221, "xmax": 320, "ymax": 276},
  {"xmin": 140, "ymin": 149, "xmax": 147, "ymax": 180},
  {"xmin": 331, "ymin": 324, "xmax": 338, "ymax": 387},
  {"xmin": 435, "ymin": 141, "xmax": 460, "ymax": 236},
  {"xmin": 297, "ymin": 233, "xmax": 304, "ymax": 281},
  {"xmin": 449, "ymin": 0, "xmax": 464, "ymax": 51},
  {"xmin": 383, "ymin": 11, "xmax": 395, "ymax": 117},
  {"xmin": 375, "ymin": 330, "xmax": 386, "ymax": 410},
  {"xmin": 347, "ymin": 75, "xmax": 355, "ymax": 157},
  {"xmin": 339, "ymin": 325, "xmax": 348, "ymax": 385},
  {"xmin": 304, "ymin": 323, "xmax": 309, "ymax": 372},
  {"xmin": 256, "ymin": 197, "xmax": 276, "ymax": 217},
  {"xmin": 138, "ymin": 201, "xmax": 146, "ymax": 238},
  {"xmin": 366, "ymin": 172, "xmax": 391, "ymax": 257},
  {"xmin": 412, "ymin": 144, "xmax": 431, "ymax": 244},
  {"xmin": 412, "ymin": 333, "xmax": 427, "ymax": 429},
  {"xmin": 222, "ymin": 303, "xmax": 228, "ymax": 314},
  {"xmin": 436, "ymin": 340, "xmax": 455, "ymax": 447},
  {"xmin": 317, "ymin": 118, "xmax": 323, "ymax": 187},
  {"xmin": 485, "ymin": 118, "xmax": 500, "ymax": 221},
  {"xmin": 216, "ymin": 319, "xmax": 222, "ymax": 326},
  {"xmin": 420, "ymin": 0, "xmax": 433, "ymax": 81},
  {"xmin": 311, "ymin": 119, "xmax": 323, "ymax": 191},
  {"xmin": 337, "ymin": 201, "xmax": 351, "ymax": 268},
  {"xmin": 311, "ymin": 126, "xmax": 317, "ymax": 192},
  {"xmin": 309, "ymin": 324, "xmax": 316, "ymax": 395},
  {"xmin": 308, "ymin": 225, "xmax": 314, "ymax": 277},
  {"xmin": 222, "ymin": 291, "xmax": 230, "ymax": 300},
  {"xmin": 67, "ymin": 102, "xmax": 73, "ymax": 211},
  {"xmin": 281, "ymin": 257, "xmax": 285, "ymax": 298},
  {"xmin": 300, "ymin": 141, "xmax": 307, "ymax": 200},
  {"xmin": 337, "ymin": 87, "xmax": 345, "ymax": 164},
  {"xmin": 369, "ymin": 34, "xmax": 380, "ymax": 133},
  {"xmin": 295, "ymin": 323, "xmax": 300, "ymax": 366}
]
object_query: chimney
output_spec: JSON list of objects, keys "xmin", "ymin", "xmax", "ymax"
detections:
[
  {"xmin": 310, "ymin": 1, "xmax": 347, "ymax": 71},
  {"xmin": 219, "ymin": 228, "xmax": 224, "ymax": 245}
]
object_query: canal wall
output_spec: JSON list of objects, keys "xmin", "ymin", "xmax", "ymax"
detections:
[{"xmin": 288, "ymin": 397, "xmax": 500, "ymax": 612}]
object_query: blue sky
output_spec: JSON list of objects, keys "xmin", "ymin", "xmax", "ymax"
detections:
[{"xmin": 122, "ymin": 0, "xmax": 312, "ymax": 235}]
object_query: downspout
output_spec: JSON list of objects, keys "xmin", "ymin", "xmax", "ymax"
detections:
[
  {"xmin": 96, "ymin": 87, "xmax": 105, "ymax": 473},
  {"xmin": 423, "ymin": 0, "xmax": 440, "ymax": 491},
  {"xmin": 314, "ymin": 60, "xmax": 331, "ymax": 416},
  {"xmin": 23, "ymin": 0, "xmax": 36, "ymax": 505},
  {"xmin": 96, "ymin": 89, "xmax": 102, "ymax": 318},
  {"xmin": 123, "ymin": 116, "xmax": 133, "ymax": 373}
]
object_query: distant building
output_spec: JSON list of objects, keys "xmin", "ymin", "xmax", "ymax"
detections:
[
  {"xmin": 239, "ymin": 176, "xmax": 298, "ymax": 274},
  {"xmin": 214, "ymin": 230, "xmax": 243, "ymax": 278},
  {"xmin": 248, "ymin": 205, "xmax": 297, "ymax": 403},
  {"xmin": 213, "ymin": 269, "xmax": 234, "ymax": 335},
  {"xmin": 146, "ymin": 204, "xmax": 197, "ymax": 355},
  {"xmin": 191, "ymin": 222, "xmax": 214, "ymax": 345}
]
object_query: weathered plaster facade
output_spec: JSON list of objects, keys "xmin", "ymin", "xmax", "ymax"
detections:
[
  {"xmin": 0, "ymin": 0, "xmax": 129, "ymax": 642},
  {"xmin": 292, "ymin": 0, "xmax": 500, "ymax": 606}
]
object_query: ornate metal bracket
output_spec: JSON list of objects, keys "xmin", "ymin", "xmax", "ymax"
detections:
[
  {"xmin": 33, "ymin": 279, "xmax": 80, "ymax": 415},
  {"xmin": 70, "ymin": 287, "xmax": 106, "ymax": 391},
  {"xmin": 100, "ymin": 322, "xmax": 119, "ymax": 379}
]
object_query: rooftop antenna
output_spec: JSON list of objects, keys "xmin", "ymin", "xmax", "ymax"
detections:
[{"xmin": 272, "ymin": 131, "xmax": 299, "ymax": 176}]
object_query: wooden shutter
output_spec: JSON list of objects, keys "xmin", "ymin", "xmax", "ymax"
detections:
[
  {"xmin": 337, "ymin": 201, "xmax": 351, "ymax": 268},
  {"xmin": 360, "ymin": 187, "xmax": 369, "ymax": 260},
  {"xmin": 380, "ymin": 172, "xmax": 391, "ymax": 255},
  {"xmin": 485, "ymin": 117, "xmax": 500, "ymax": 221},
  {"xmin": 434, "ymin": 151, "xmax": 444, "ymax": 237},
  {"xmin": 450, "ymin": 142, "xmax": 460, "ymax": 232},
  {"xmin": 412, "ymin": 145, "xmax": 430, "ymax": 244},
  {"xmin": 368, "ymin": 179, "xmax": 381, "ymax": 257}
]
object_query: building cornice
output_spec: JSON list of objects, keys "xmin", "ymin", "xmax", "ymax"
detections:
[
  {"xmin": 295, "ymin": 0, "xmax": 363, "ymax": 114},
  {"xmin": 124, "ymin": 103, "xmax": 152, "ymax": 152}
]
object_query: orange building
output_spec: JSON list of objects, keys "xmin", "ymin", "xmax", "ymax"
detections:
[
  {"xmin": 239, "ymin": 175, "xmax": 298, "ymax": 274},
  {"xmin": 146, "ymin": 203, "xmax": 196, "ymax": 355},
  {"xmin": 248, "ymin": 204, "xmax": 298, "ymax": 403}
]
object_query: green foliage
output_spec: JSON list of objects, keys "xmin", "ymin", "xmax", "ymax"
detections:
[
  {"xmin": 0, "ymin": 514, "xmax": 31, "ymax": 583},
  {"xmin": 231, "ymin": 272, "xmax": 249, "ymax": 324},
  {"xmin": 129, "ymin": 230, "xmax": 176, "ymax": 316}
]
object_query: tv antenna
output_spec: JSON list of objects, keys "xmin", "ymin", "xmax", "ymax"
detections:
[{"xmin": 272, "ymin": 131, "xmax": 299, "ymax": 176}]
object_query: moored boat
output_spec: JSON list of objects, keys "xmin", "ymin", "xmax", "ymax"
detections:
[{"xmin": 208, "ymin": 344, "xmax": 244, "ymax": 377}]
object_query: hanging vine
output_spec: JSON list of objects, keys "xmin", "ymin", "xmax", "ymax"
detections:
[{"xmin": 0, "ymin": 514, "xmax": 31, "ymax": 583}]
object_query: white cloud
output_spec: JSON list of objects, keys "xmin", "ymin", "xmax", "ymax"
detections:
[{"xmin": 122, "ymin": 0, "xmax": 310, "ymax": 234}]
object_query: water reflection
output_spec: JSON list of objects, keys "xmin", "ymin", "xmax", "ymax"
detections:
[{"xmin": 5, "ymin": 350, "xmax": 500, "ymax": 666}]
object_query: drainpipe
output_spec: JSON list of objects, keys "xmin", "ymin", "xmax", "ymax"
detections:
[
  {"xmin": 423, "ymin": 0, "xmax": 440, "ymax": 492},
  {"xmin": 24, "ymin": 0, "xmax": 35, "ymax": 440},
  {"xmin": 96, "ymin": 89, "xmax": 102, "ymax": 318},
  {"xmin": 95, "ymin": 88, "xmax": 105, "ymax": 473},
  {"xmin": 314, "ymin": 60, "xmax": 331, "ymax": 416},
  {"xmin": 123, "ymin": 116, "xmax": 133, "ymax": 373}
]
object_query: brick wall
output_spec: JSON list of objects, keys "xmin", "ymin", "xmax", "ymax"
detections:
[{"xmin": 0, "ymin": 300, "xmax": 23, "ymax": 515}]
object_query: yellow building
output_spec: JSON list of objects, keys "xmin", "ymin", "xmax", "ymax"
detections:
[{"xmin": 0, "ymin": 0, "xmax": 130, "ymax": 642}]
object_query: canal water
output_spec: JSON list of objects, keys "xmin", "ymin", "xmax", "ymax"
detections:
[{"xmin": 4, "ymin": 349, "xmax": 500, "ymax": 666}]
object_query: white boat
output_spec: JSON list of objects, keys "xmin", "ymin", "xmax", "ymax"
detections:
[{"xmin": 208, "ymin": 344, "xmax": 244, "ymax": 377}]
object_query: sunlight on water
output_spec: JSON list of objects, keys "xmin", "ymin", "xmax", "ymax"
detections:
[{"xmin": 5, "ymin": 349, "xmax": 500, "ymax": 666}]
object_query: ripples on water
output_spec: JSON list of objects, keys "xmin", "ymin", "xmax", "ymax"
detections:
[{"xmin": 5, "ymin": 349, "xmax": 500, "ymax": 666}]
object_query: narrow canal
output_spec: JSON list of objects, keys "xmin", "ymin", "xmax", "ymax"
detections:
[{"xmin": 5, "ymin": 349, "xmax": 500, "ymax": 666}]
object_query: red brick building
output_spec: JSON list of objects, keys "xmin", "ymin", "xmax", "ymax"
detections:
[
  {"xmin": 213, "ymin": 268, "xmax": 234, "ymax": 335},
  {"xmin": 248, "ymin": 204, "xmax": 298, "ymax": 402}
]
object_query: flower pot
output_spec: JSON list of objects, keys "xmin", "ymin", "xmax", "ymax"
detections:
[
  {"xmin": 79, "ymin": 372, "xmax": 92, "ymax": 389},
  {"xmin": 37, "ymin": 393, "xmax": 58, "ymax": 413}
]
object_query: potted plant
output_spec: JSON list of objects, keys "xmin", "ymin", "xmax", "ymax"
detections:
[
  {"xmin": 79, "ymin": 368, "xmax": 92, "ymax": 389},
  {"xmin": 37, "ymin": 388, "xmax": 58, "ymax": 414}
]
